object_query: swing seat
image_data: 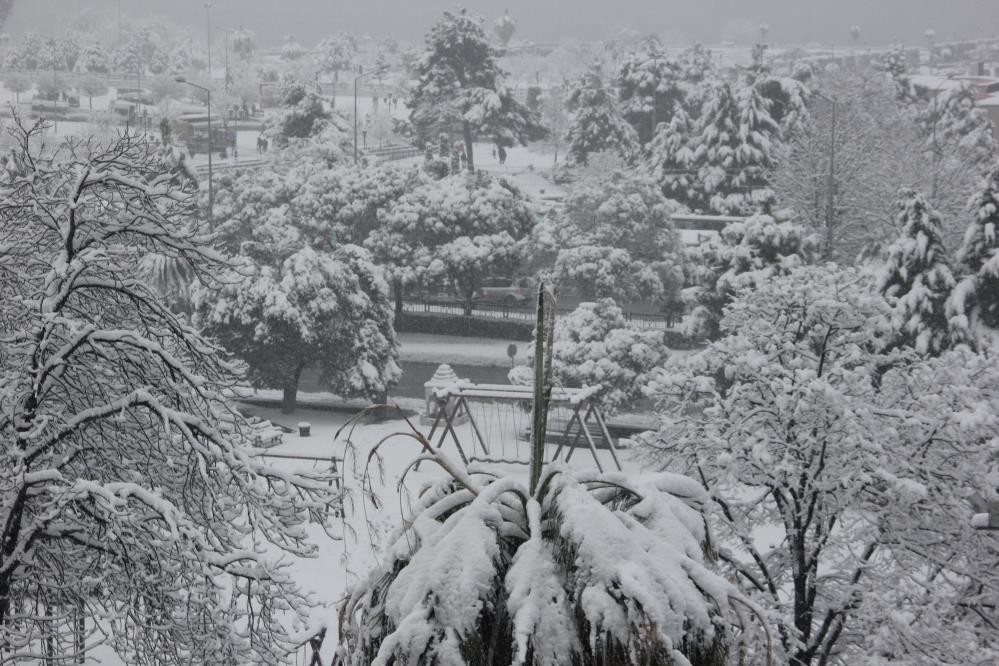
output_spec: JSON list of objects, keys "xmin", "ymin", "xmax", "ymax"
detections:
[{"xmin": 518, "ymin": 419, "xmax": 616, "ymax": 448}]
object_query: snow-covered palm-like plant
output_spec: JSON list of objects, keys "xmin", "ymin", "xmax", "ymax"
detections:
[{"xmin": 337, "ymin": 286, "xmax": 767, "ymax": 666}]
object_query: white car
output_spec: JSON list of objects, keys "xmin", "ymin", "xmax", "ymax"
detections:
[{"xmin": 474, "ymin": 277, "xmax": 531, "ymax": 304}]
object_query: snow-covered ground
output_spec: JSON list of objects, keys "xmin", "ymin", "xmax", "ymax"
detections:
[{"xmin": 397, "ymin": 332, "xmax": 527, "ymax": 367}]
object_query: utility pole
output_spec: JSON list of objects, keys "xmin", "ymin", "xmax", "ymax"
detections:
[
  {"xmin": 813, "ymin": 91, "xmax": 837, "ymax": 259},
  {"xmin": 353, "ymin": 66, "xmax": 386, "ymax": 164}
]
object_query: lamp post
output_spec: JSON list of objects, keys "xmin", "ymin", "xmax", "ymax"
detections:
[
  {"xmin": 217, "ymin": 27, "xmax": 234, "ymax": 94},
  {"xmin": 353, "ymin": 66, "xmax": 387, "ymax": 163},
  {"xmin": 812, "ymin": 90, "xmax": 837, "ymax": 259},
  {"xmin": 176, "ymin": 77, "xmax": 213, "ymax": 228},
  {"xmin": 205, "ymin": 2, "xmax": 213, "ymax": 83}
]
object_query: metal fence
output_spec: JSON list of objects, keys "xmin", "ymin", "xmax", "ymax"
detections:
[{"xmin": 402, "ymin": 300, "xmax": 678, "ymax": 330}]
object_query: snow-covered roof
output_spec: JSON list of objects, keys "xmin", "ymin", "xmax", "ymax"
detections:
[
  {"xmin": 979, "ymin": 93, "xmax": 999, "ymax": 107},
  {"xmin": 908, "ymin": 74, "xmax": 967, "ymax": 92}
]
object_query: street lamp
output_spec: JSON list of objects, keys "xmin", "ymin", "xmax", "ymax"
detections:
[
  {"xmin": 176, "ymin": 77, "xmax": 214, "ymax": 229},
  {"xmin": 812, "ymin": 90, "xmax": 837, "ymax": 259},
  {"xmin": 353, "ymin": 66, "xmax": 387, "ymax": 164},
  {"xmin": 205, "ymin": 2, "xmax": 213, "ymax": 83}
]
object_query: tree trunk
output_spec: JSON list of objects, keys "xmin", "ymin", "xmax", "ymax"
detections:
[
  {"xmin": 394, "ymin": 279, "xmax": 404, "ymax": 318},
  {"xmin": 463, "ymin": 288, "xmax": 475, "ymax": 317},
  {"xmin": 281, "ymin": 363, "xmax": 305, "ymax": 414},
  {"xmin": 462, "ymin": 121, "xmax": 475, "ymax": 173},
  {"xmin": 0, "ymin": 487, "xmax": 27, "ymax": 631}
]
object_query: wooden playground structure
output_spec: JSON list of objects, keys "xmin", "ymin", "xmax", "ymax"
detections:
[{"xmin": 424, "ymin": 382, "xmax": 623, "ymax": 472}]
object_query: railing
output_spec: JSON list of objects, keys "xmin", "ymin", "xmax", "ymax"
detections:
[
  {"xmin": 402, "ymin": 300, "xmax": 679, "ymax": 330},
  {"xmin": 365, "ymin": 144, "xmax": 421, "ymax": 162}
]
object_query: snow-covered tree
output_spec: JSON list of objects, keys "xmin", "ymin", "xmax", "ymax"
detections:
[
  {"xmin": 0, "ymin": 119, "xmax": 339, "ymax": 663},
  {"xmin": 644, "ymin": 264, "xmax": 999, "ymax": 665},
  {"xmin": 280, "ymin": 34, "xmax": 307, "ymax": 61},
  {"xmin": 685, "ymin": 214, "xmax": 815, "ymax": 340},
  {"xmin": 3, "ymin": 71, "xmax": 30, "ymax": 103},
  {"xmin": 879, "ymin": 188, "xmax": 960, "ymax": 355},
  {"xmin": 339, "ymin": 288, "xmax": 765, "ymax": 665},
  {"xmin": 261, "ymin": 83, "xmax": 352, "ymax": 165},
  {"xmin": 369, "ymin": 171, "xmax": 537, "ymax": 315},
  {"xmin": 514, "ymin": 299, "xmax": 672, "ymax": 413},
  {"xmin": 949, "ymin": 165, "xmax": 999, "ymax": 335},
  {"xmin": 196, "ymin": 245, "xmax": 400, "ymax": 414},
  {"xmin": 204, "ymin": 164, "xmax": 403, "ymax": 412},
  {"xmin": 231, "ymin": 26, "xmax": 255, "ymax": 60},
  {"xmin": 540, "ymin": 168, "xmax": 684, "ymax": 306},
  {"xmin": 693, "ymin": 77, "xmax": 783, "ymax": 215},
  {"xmin": 492, "ymin": 9, "xmax": 517, "ymax": 47},
  {"xmin": 77, "ymin": 74, "xmax": 107, "ymax": 109},
  {"xmin": 770, "ymin": 65, "xmax": 985, "ymax": 261},
  {"xmin": 616, "ymin": 48, "xmax": 686, "ymax": 146},
  {"xmin": 315, "ymin": 33, "xmax": 357, "ymax": 83},
  {"xmin": 564, "ymin": 65, "xmax": 639, "ymax": 165},
  {"xmin": 408, "ymin": 8, "xmax": 546, "ymax": 171}
]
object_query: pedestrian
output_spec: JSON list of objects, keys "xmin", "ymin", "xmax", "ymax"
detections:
[{"xmin": 497, "ymin": 145, "xmax": 507, "ymax": 165}]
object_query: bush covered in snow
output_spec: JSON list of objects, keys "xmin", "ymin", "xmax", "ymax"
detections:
[{"xmin": 511, "ymin": 300, "xmax": 670, "ymax": 414}]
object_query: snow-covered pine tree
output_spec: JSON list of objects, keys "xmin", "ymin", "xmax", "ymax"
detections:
[
  {"xmin": 0, "ymin": 118, "xmax": 339, "ymax": 664},
  {"xmin": 879, "ymin": 188, "xmax": 960, "ymax": 355},
  {"xmin": 647, "ymin": 104, "xmax": 701, "ymax": 209},
  {"xmin": 493, "ymin": 9, "xmax": 517, "ymax": 47},
  {"xmin": 950, "ymin": 165, "xmax": 999, "ymax": 333},
  {"xmin": 409, "ymin": 8, "xmax": 545, "ymax": 172},
  {"xmin": 616, "ymin": 48, "xmax": 686, "ymax": 146},
  {"xmin": 564, "ymin": 65, "xmax": 639, "ymax": 165}
]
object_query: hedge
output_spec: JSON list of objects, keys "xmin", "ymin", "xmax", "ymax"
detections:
[
  {"xmin": 395, "ymin": 312, "xmax": 534, "ymax": 340},
  {"xmin": 394, "ymin": 312, "xmax": 700, "ymax": 350}
]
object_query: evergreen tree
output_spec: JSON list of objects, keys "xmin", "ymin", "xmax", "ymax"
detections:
[
  {"xmin": 564, "ymin": 66, "xmax": 638, "ymax": 165},
  {"xmin": 492, "ymin": 9, "xmax": 517, "ymax": 47},
  {"xmin": 409, "ymin": 9, "xmax": 545, "ymax": 172},
  {"xmin": 950, "ymin": 165, "xmax": 999, "ymax": 332},
  {"xmin": 879, "ymin": 188, "xmax": 959, "ymax": 355},
  {"xmin": 616, "ymin": 47, "xmax": 686, "ymax": 146}
]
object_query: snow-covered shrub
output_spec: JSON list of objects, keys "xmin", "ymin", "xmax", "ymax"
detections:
[
  {"xmin": 512, "ymin": 299, "xmax": 670, "ymax": 414},
  {"xmin": 644, "ymin": 263, "xmax": 999, "ymax": 664}
]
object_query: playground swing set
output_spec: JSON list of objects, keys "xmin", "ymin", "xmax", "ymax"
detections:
[{"xmin": 423, "ymin": 381, "xmax": 623, "ymax": 472}]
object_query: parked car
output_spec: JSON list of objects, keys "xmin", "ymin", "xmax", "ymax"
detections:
[{"xmin": 474, "ymin": 277, "xmax": 531, "ymax": 304}]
